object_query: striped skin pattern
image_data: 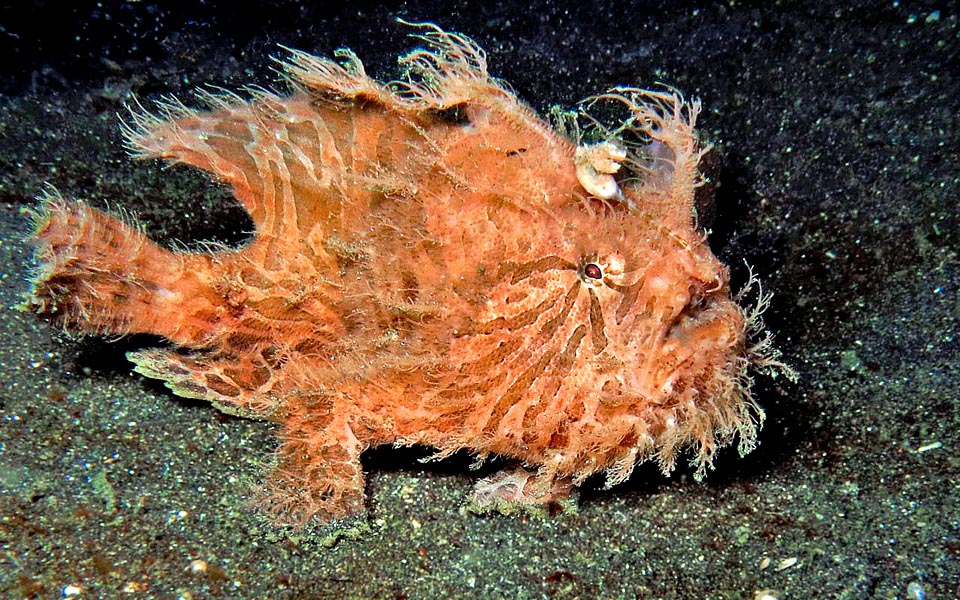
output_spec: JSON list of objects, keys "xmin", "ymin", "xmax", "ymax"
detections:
[{"xmin": 25, "ymin": 24, "xmax": 786, "ymax": 526}]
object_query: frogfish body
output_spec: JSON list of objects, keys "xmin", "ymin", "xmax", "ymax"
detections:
[{"xmin": 25, "ymin": 23, "xmax": 788, "ymax": 526}]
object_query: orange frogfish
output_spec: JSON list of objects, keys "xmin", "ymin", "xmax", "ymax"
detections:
[{"xmin": 25, "ymin": 23, "xmax": 791, "ymax": 526}]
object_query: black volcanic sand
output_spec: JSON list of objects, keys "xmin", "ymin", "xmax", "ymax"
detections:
[{"xmin": 0, "ymin": 2, "xmax": 956, "ymax": 598}]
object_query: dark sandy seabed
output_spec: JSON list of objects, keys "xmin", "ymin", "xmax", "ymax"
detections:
[{"xmin": 0, "ymin": 1, "xmax": 956, "ymax": 598}]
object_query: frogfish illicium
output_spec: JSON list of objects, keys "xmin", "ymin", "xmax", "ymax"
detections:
[{"xmin": 25, "ymin": 22, "xmax": 792, "ymax": 526}]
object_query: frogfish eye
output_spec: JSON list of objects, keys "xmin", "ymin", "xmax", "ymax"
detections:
[{"xmin": 583, "ymin": 263, "xmax": 603, "ymax": 280}]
